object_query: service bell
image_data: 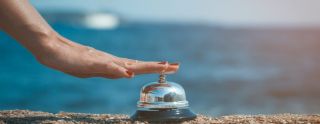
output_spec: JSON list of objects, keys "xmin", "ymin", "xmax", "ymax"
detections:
[{"xmin": 131, "ymin": 74, "xmax": 197, "ymax": 122}]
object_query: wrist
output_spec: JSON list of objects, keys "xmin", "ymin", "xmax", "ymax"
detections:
[
  {"xmin": 19, "ymin": 24, "xmax": 59, "ymax": 57},
  {"xmin": 22, "ymin": 24, "xmax": 56, "ymax": 44}
]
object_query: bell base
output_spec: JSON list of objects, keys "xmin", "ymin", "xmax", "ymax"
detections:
[{"xmin": 130, "ymin": 108, "xmax": 197, "ymax": 122}]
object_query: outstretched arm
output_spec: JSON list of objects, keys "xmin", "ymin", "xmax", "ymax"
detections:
[{"xmin": 0, "ymin": 0, "xmax": 179, "ymax": 79}]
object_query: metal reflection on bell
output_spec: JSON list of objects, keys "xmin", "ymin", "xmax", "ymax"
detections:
[{"xmin": 131, "ymin": 74, "xmax": 197, "ymax": 122}]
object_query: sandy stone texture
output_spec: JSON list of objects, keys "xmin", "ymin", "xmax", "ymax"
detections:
[{"xmin": 0, "ymin": 110, "xmax": 320, "ymax": 124}]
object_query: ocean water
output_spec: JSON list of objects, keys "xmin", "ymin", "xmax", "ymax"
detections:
[{"xmin": 1, "ymin": 21, "xmax": 320, "ymax": 116}]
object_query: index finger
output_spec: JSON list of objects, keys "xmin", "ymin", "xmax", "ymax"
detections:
[{"xmin": 125, "ymin": 61, "xmax": 179, "ymax": 75}]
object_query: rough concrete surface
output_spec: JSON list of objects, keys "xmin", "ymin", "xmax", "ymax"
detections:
[{"xmin": 0, "ymin": 110, "xmax": 320, "ymax": 124}]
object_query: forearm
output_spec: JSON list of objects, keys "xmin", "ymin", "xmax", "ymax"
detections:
[{"xmin": 0, "ymin": 0, "xmax": 56, "ymax": 54}]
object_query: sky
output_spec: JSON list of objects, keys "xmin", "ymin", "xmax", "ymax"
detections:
[{"xmin": 30, "ymin": 0, "xmax": 320, "ymax": 27}]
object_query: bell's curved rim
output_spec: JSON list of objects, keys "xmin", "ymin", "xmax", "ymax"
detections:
[
  {"xmin": 138, "ymin": 101, "xmax": 189, "ymax": 109},
  {"xmin": 130, "ymin": 108, "xmax": 197, "ymax": 122}
]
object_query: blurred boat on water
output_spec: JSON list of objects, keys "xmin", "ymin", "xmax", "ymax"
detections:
[{"xmin": 42, "ymin": 11, "xmax": 120, "ymax": 30}]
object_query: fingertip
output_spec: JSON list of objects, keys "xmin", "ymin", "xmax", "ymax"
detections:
[
  {"xmin": 169, "ymin": 63, "xmax": 180, "ymax": 66},
  {"xmin": 169, "ymin": 63, "xmax": 180, "ymax": 70},
  {"xmin": 163, "ymin": 63, "xmax": 180, "ymax": 74}
]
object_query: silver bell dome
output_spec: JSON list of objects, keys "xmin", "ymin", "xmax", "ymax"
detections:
[
  {"xmin": 131, "ymin": 74, "xmax": 197, "ymax": 121},
  {"xmin": 137, "ymin": 74, "xmax": 189, "ymax": 109}
]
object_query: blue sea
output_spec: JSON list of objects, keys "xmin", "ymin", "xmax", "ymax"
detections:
[{"xmin": 1, "ymin": 18, "xmax": 320, "ymax": 116}]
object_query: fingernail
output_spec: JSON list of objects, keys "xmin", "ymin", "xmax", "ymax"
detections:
[
  {"xmin": 158, "ymin": 61, "xmax": 167, "ymax": 65},
  {"xmin": 169, "ymin": 63, "xmax": 180, "ymax": 66},
  {"xmin": 126, "ymin": 71, "xmax": 134, "ymax": 77}
]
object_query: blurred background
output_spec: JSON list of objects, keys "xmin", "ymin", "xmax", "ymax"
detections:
[{"xmin": 1, "ymin": 0, "xmax": 320, "ymax": 116}]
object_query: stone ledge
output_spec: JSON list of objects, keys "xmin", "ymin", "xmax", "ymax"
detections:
[{"xmin": 0, "ymin": 110, "xmax": 319, "ymax": 124}]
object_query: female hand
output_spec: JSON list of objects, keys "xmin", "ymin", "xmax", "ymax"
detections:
[{"xmin": 36, "ymin": 33, "xmax": 179, "ymax": 79}]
